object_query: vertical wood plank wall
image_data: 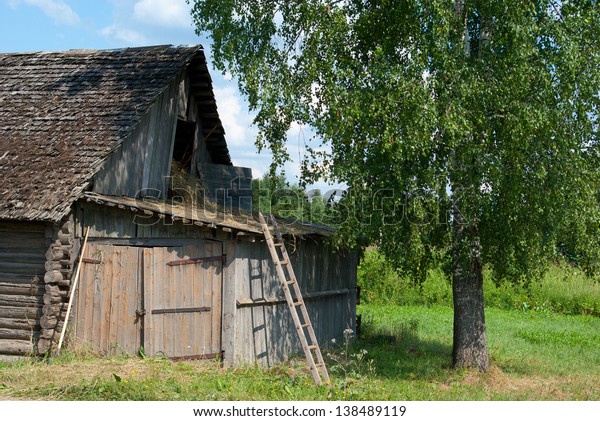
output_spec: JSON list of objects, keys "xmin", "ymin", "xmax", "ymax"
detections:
[
  {"xmin": 92, "ymin": 75, "xmax": 181, "ymax": 199},
  {"xmin": 75, "ymin": 244, "xmax": 142, "ymax": 354},
  {"xmin": 144, "ymin": 242, "xmax": 222, "ymax": 358},
  {"xmin": 74, "ymin": 203, "xmax": 357, "ymax": 365},
  {"xmin": 231, "ymin": 238, "xmax": 357, "ymax": 366},
  {"xmin": 0, "ymin": 221, "xmax": 49, "ymax": 358},
  {"xmin": 74, "ymin": 240, "xmax": 223, "ymax": 357}
]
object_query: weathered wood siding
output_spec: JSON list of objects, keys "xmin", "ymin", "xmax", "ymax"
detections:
[
  {"xmin": 75, "ymin": 201, "xmax": 224, "ymax": 240},
  {"xmin": 74, "ymin": 241, "xmax": 223, "ymax": 357},
  {"xmin": 75, "ymin": 244, "xmax": 143, "ymax": 354},
  {"xmin": 228, "ymin": 238, "xmax": 357, "ymax": 366},
  {"xmin": 197, "ymin": 163, "xmax": 253, "ymax": 211},
  {"xmin": 73, "ymin": 202, "xmax": 357, "ymax": 365},
  {"xmin": 73, "ymin": 204, "xmax": 225, "ymax": 356},
  {"xmin": 92, "ymin": 75, "xmax": 181, "ymax": 199},
  {"xmin": 0, "ymin": 221, "xmax": 49, "ymax": 357},
  {"xmin": 143, "ymin": 242, "xmax": 223, "ymax": 358}
]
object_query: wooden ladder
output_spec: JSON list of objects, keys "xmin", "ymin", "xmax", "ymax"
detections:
[{"xmin": 258, "ymin": 212, "xmax": 330, "ymax": 386}]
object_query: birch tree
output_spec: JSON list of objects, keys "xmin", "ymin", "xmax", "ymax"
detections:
[{"xmin": 190, "ymin": 0, "xmax": 600, "ymax": 370}]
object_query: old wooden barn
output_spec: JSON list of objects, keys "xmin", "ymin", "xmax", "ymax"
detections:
[{"xmin": 0, "ymin": 45, "xmax": 357, "ymax": 364}]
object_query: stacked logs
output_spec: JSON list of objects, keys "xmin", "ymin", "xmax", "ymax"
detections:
[{"xmin": 38, "ymin": 216, "xmax": 75, "ymax": 354}]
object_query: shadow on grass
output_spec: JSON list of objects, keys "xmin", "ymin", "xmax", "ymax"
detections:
[
  {"xmin": 361, "ymin": 336, "xmax": 453, "ymax": 381},
  {"xmin": 326, "ymin": 317, "xmax": 454, "ymax": 383}
]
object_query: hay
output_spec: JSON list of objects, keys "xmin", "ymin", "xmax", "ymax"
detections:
[{"xmin": 168, "ymin": 160, "xmax": 218, "ymax": 213}]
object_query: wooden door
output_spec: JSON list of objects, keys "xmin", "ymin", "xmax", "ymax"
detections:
[
  {"xmin": 76, "ymin": 241, "xmax": 223, "ymax": 358},
  {"xmin": 143, "ymin": 242, "xmax": 223, "ymax": 359},
  {"xmin": 76, "ymin": 244, "xmax": 143, "ymax": 354}
]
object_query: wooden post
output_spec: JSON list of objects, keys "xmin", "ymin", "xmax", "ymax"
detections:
[{"xmin": 56, "ymin": 227, "xmax": 90, "ymax": 354}]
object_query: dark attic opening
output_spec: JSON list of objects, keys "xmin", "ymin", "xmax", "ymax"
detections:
[{"xmin": 172, "ymin": 118, "xmax": 197, "ymax": 174}]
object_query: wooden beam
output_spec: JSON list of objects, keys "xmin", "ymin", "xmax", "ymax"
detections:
[
  {"xmin": 0, "ymin": 283, "xmax": 44, "ymax": 296},
  {"xmin": 0, "ymin": 328, "xmax": 39, "ymax": 341},
  {"xmin": 0, "ymin": 317, "xmax": 39, "ymax": 330},
  {"xmin": 236, "ymin": 289, "xmax": 351, "ymax": 308},
  {"xmin": 151, "ymin": 306, "xmax": 211, "ymax": 315},
  {"xmin": 88, "ymin": 238, "xmax": 222, "ymax": 247},
  {"xmin": 166, "ymin": 255, "xmax": 225, "ymax": 266},
  {"xmin": 0, "ymin": 306, "xmax": 42, "ymax": 319}
]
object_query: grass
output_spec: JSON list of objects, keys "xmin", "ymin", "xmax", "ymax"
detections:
[
  {"xmin": 357, "ymin": 305, "xmax": 600, "ymax": 400},
  {"xmin": 1, "ymin": 304, "xmax": 598, "ymax": 401}
]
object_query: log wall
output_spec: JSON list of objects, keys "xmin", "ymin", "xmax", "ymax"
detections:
[
  {"xmin": 0, "ymin": 220, "xmax": 49, "ymax": 356},
  {"xmin": 38, "ymin": 216, "xmax": 76, "ymax": 354}
]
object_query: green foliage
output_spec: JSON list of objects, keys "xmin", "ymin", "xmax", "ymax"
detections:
[
  {"xmin": 326, "ymin": 329, "xmax": 376, "ymax": 395},
  {"xmin": 190, "ymin": 0, "xmax": 600, "ymax": 283},
  {"xmin": 252, "ymin": 172, "xmax": 330, "ymax": 224},
  {"xmin": 359, "ymin": 247, "xmax": 600, "ymax": 316},
  {"xmin": 486, "ymin": 262, "xmax": 600, "ymax": 317},
  {"xmin": 357, "ymin": 247, "xmax": 407, "ymax": 304},
  {"xmin": 358, "ymin": 247, "xmax": 452, "ymax": 307}
]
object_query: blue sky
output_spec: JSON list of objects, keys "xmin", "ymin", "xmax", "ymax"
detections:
[{"xmin": 1, "ymin": 0, "xmax": 330, "ymax": 190}]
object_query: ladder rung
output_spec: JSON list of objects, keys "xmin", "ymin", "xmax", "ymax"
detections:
[
  {"xmin": 307, "ymin": 345, "xmax": 318, "ymax": 350},
  {"xmin": 301, "ymin": 323, "xmax": 311, "ymax": 328},
  {"xmin": 286, "ymin": 279, "xmax": 296, "ymax": 285},
  {"xmin": 293, "ymin": 301, "xmax": 304, "ymax": 307},
  {"xmin": 279, "ymin": 260, "xmax": 289, "ymax": 265},
  {"xmin": 274, "ymin": 242, "xmax": 285, "ymax": 247}
]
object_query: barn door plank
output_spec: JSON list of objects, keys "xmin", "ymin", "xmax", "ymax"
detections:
[
  {"xmin": 107, "ymin": 247, "xmax": 121, "ymax": 351},
  {"xmin": 210, "ymin": 242, "xmax": 222, "ymax": 355},
  {"xmin": 142, "ymin": 248, "xmax": 154, "ymax": 356},
  {"xmin": 171, "ymin": 246, "xmax": 184, "ymax": 357},
  {"xmin": 77, "ymin": 243, "xmax": 97, "ymax": 346},
  {"xmin": 182, "ymin": 245, "xmax": 194, "ymax": 355},
  {"xmin": 97, "ymin": 245, "xmax": 113, "ymax": 353},
  {"xmin": 166, "ymin": 247, "xmax": 179, "ymax": 357},
  {"xmin": 192, "ymin": 244, "xmax": 204, "ymax": 356}
]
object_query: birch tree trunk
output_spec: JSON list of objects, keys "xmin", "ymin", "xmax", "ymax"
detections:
[
  {"xmin": 451, "ymin": 200, "xmax": 489, "ymax": 371},
  {"xmin": 450, "ymin": 0, "xmax": 490, "ymax": 371}
]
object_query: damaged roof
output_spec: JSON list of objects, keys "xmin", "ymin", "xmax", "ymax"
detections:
[
  {"xmin": 82, "ymin": 192, "xmax": 335, "ymax": 238},
  {"xmin": 0, "ymin": 45, "xmax": 231, "ymax": 222}
]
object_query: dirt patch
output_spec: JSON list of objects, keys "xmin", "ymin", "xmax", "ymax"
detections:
[{"xmin": 455, "ymin": 365, "xmax": 574, "ymax": 399}]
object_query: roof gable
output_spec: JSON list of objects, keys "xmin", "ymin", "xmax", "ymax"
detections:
[{"xmin": 0, "ymin": 45, "xmax": 230, "ymax": 222}]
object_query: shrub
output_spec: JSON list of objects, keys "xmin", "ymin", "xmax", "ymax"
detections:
[
  {"xmin": 357, "ymin": 247, "xmax": 411, "ymax": 305},
  {"xmin": 528, "ymin": 263, "xmax": 600, "ymax": 317},
  {"xmin": 482, "ymin": 263, "xmax": 600, "ymax": 316},
  {"xmin": 357, "ymin": 247, "xmax": 451, "ymax": 307}
]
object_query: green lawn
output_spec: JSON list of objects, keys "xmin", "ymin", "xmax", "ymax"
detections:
[{"xmin": 0, "ymin": 304, "xmax": 598, "ymax": 400}]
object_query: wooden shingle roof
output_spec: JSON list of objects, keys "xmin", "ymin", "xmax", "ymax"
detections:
[{"xmin": 0, "ymin": 45, "xmax": 231, "ymax": 222}]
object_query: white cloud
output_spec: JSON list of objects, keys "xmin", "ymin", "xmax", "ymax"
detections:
[
  {"xmin": 214, "ymin": 86, "xmax": 251, "ymax": 148},
  {"xmin": 133, "ymin": 0, "xmax": 191, "ymax": 29},
  {"xmin": 100, "ymin": 24, "xmax": 147, "ymax": 45},
  {"xmin": 14, "ymin": 0, "xmax": 80, "ymax": 25}
]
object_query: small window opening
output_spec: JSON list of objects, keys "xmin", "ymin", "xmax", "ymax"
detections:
[{"xmin": 172, "ymin": 119, "xmax": 197, "ymax": 173}]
